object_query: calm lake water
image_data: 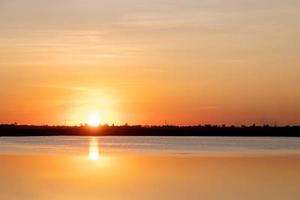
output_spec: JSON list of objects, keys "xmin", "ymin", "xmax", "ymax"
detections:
[{"xmin": 0, "ymin": 136, "xmax": 300, "ymax": 200}]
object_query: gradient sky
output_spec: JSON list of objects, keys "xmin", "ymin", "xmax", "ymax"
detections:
[{"xmin": 0, "ymin": 0, "xmax": 300, "ymax": 125}]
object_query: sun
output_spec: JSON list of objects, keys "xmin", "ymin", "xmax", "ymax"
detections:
[{"xmin": 88, "ymin": 113, "xmax": 102, "ymax": 127}]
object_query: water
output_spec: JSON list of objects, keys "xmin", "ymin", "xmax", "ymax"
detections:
[
  {"xmin": 0, "ymin": 136, "xmax": 300, "ymax": 155},
  {"xmin": 0, "ymin": 136, "xmax": 300, "ymax": 200}
]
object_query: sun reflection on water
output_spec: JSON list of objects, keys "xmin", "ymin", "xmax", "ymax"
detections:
[{"xmin": 89, "ymin": 137, "xmax": 100, "ymax": 161}]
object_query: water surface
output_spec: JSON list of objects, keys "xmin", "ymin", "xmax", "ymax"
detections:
[
  {"xmin": 0, "ymin": 136, "xmax": 299, "ymax": 200},
  {"xmin": 1, "ymin": 136, "xmax": 300, "ymax": 155}
]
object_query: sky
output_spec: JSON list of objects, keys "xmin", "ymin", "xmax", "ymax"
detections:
[{"xmin": 0, "ymin": 0, "xmax": 300, "ymax": 126}]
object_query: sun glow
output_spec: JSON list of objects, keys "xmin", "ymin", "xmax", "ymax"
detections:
[{"xmin": 88, "ymin": 113, "xmax": 102, "ymax": 127}]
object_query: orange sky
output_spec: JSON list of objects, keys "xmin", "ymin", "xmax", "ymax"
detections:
[{"xmin": 0, "ymin": 0, "xmax": 300, "ymax": 125}]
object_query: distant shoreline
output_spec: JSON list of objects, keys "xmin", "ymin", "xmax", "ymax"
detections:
[{"xmin": 0, "ymin": 124, "xmax": 299, "ymax": 137}]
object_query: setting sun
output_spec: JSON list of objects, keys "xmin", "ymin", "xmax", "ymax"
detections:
[{"xmin": 88, "ymin": 113, "xmax": 102, "ymax": 127}]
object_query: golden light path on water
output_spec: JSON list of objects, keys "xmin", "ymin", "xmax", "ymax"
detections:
[
  {"xmin": 89, "ymin": 137, "xmax": 100, "ymax": 161},
  {"xmin": 86, "ymin": 137, "xmax": 115, "ymax": 170}
]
